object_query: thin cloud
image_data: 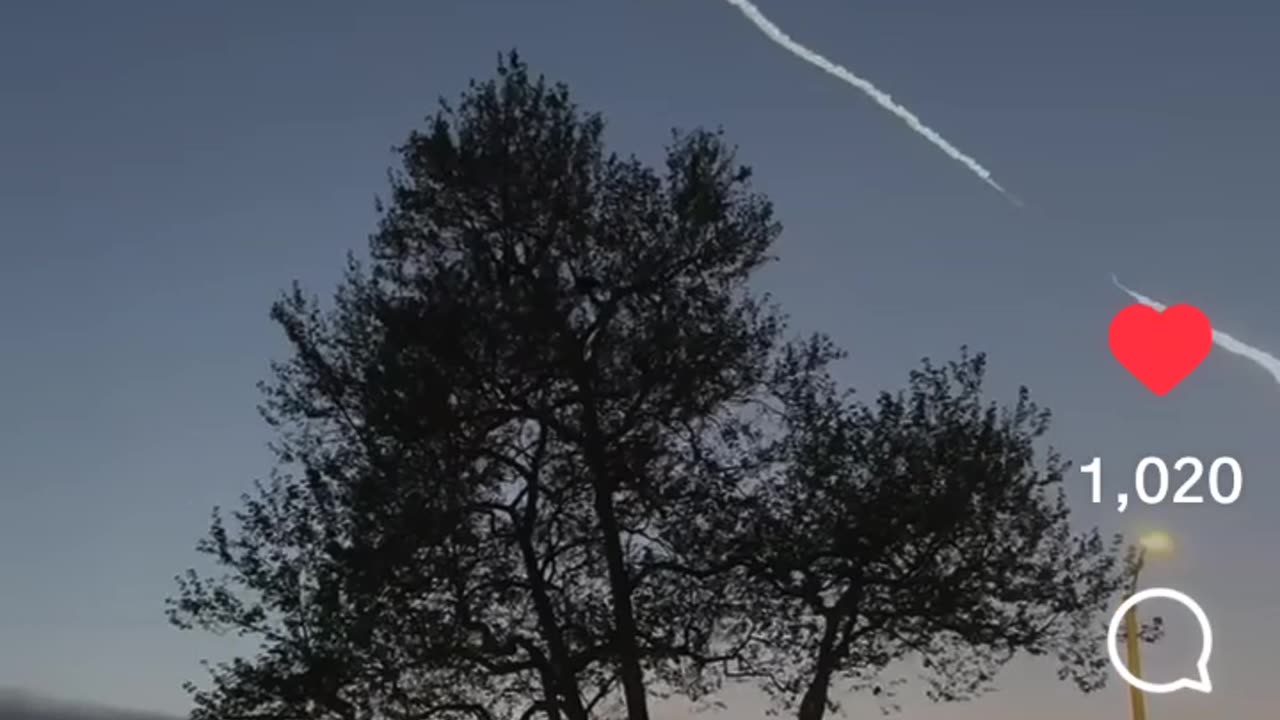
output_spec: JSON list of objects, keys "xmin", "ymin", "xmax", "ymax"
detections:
[
  {"xmin": 1111, "ymin": 274, "xmax": 1280, "ymax": 387},
  {"xmin": 721, "ymin": 0, "xmax": 1020, "ymax": 206}
]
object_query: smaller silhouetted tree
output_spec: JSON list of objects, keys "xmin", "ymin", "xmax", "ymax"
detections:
[{"xmin": 696, "ymin": 347, "xmax": 1144, "ymax": 720}]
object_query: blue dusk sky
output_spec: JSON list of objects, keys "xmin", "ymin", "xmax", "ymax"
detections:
[{"xmin": 1, "ymin": 2, "xmax": 1278, "ymax": 718}]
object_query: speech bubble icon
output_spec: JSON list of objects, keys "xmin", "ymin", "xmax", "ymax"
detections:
[{"xmin": 1107, "ymin": 587, "xmax": 1213, "ymax": 694}]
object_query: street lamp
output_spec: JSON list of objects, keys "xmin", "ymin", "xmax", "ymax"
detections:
[
  {"xmin": 1124, "ymin": 531, "xmax": 1175, "ymax": 720},
  {"xmin": 1139, "ymin": 530, "xmax": 1174, "ymax": 558}
]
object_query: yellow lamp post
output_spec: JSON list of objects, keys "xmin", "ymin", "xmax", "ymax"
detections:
[{"xmin": 1125, "ymin": 531, "xmax": 1174, "ymax": 720}]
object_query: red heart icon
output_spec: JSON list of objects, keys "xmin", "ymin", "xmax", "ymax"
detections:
[{"xmin": 1109, "ymin": 303, "xmax": 1213, "ymax": 396}]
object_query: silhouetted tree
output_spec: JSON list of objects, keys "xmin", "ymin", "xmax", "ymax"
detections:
[
  {"xmin": 169, "ymin": 52, "xmax": 1145, "ymax": 720},
  {"xmin": 169, "ymin": 51, "xmax": 799, "ymax": 720},
  {"xmin": 694, "ymin": 348, "xmax": 1145, "ymax": 720}
]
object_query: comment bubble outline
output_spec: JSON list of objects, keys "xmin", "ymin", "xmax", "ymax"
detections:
[{"xmin": 1106, "ymin": 587, "xmax": 1213, "ymax": 694}]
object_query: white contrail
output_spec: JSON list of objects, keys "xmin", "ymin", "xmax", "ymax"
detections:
[
  {"xmin": 722, "ymin": 0, "xmax": 1020, "ymax": 206},
  {"xmin": 1111, "ymin": 274, "xmax": 1280, "ymax": 387}
]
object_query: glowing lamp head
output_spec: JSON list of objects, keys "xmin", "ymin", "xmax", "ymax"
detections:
[{"xmin": 1139, "ymin": 531, "xmax": 1175, "ymax": 555}]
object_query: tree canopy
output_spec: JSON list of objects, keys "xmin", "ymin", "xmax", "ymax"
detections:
[{"xmin": 169, "ymin": 51, "xmax": 1143, "ymax": 720}]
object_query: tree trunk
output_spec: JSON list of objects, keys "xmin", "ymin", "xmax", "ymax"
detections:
[
  {"xmin": 519, "ymin": 528, "xmax": 590, "ymax": 720},
  {"xmin": 796, "ymin": 617, "xmax": 841, "ymax": 720},
  {"xmin": 594, "ymin": 484, "xmax": 651, "ymax": 720},
  {"xmin": 573, "ymin": 345, "xmax": 650, "ymax": 720},
  {"xmin": 517, "ymin": 468, "xmax": 589, "ymax": 720},
  {"xmin": 797, "ymin": 667, "xmax": 834, "ymax": 720}
]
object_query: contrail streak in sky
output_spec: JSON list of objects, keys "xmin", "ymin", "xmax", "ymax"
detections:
[
  {"xmin": 721, "ymin": 0, "xmax": 1020, "ymax": 206},
  {"xmin": 1112, "ymin": 274, "xmax": 1280, "ymax": 387}
]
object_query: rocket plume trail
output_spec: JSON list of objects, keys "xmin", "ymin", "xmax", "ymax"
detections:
[
  {"xmin": 722, "ymin": 0, "xmax": 1020, "ymax": 206},
  {"xmin": 1111, "ymin": 274, "xmax": 1280, "ymax": 387}
]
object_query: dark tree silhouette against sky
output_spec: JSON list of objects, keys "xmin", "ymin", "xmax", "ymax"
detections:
[{"xmin": 167, "ymin": 55, "xmax": 1144, "ymax": 720}]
